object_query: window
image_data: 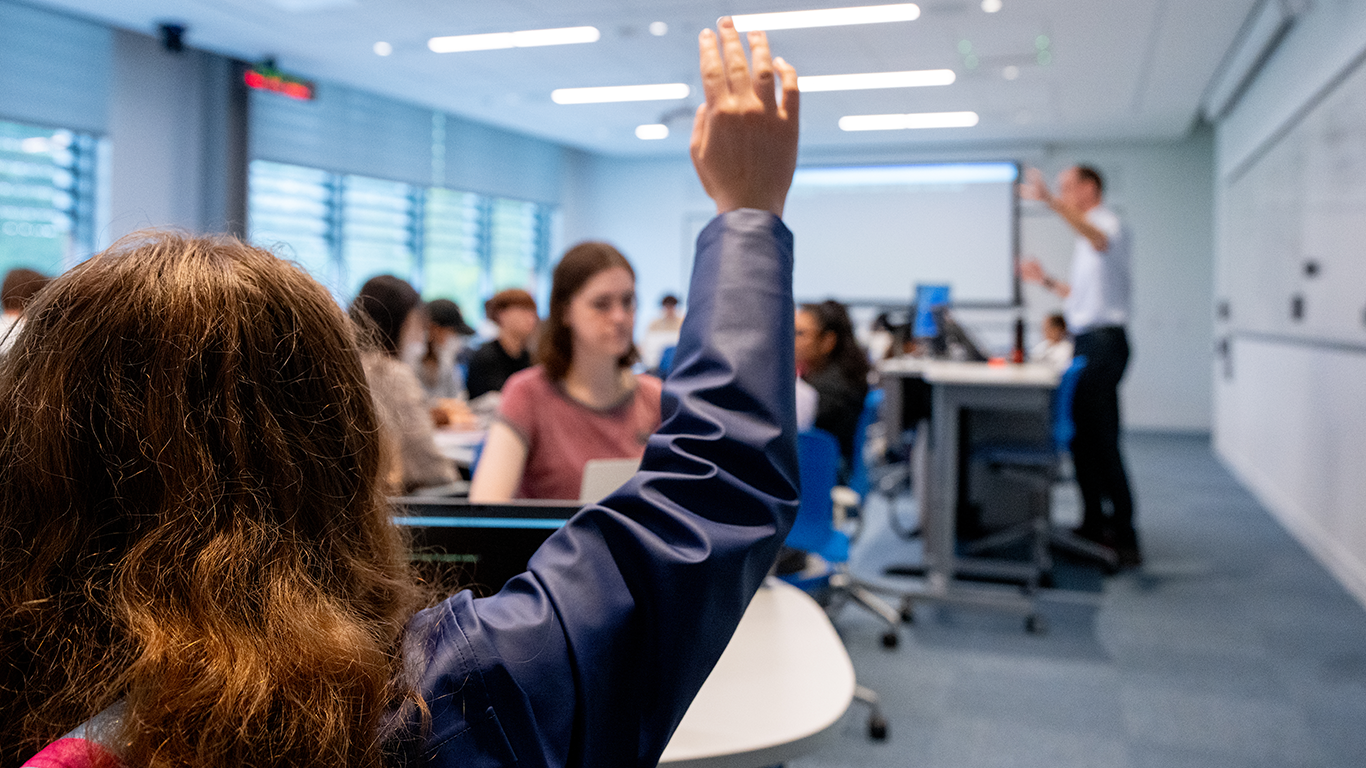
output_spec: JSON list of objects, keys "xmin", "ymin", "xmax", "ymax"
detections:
[
  {"xmin": 247, "ymin": 161, "xmax": 337, "ymax": 289},
  {"xmin": 248, "ymin": 160, "xmax": 551, "ymax": 321},
  {"xmin": 340, "ymin": 175, "xmax": 417, "ymax": 298},
  {"xmin": 0, "ymin": 119, "xmax": 97, "ymax": 279},
  {"xmin": 422, "ymin": 188, "xmax": 485, "ymax": 323}
]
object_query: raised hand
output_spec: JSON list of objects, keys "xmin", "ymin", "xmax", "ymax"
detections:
[
  {"xmin": 1018, "ymin": 257, "xmax": 1048, "ymax": 285},
  {"xmin": 1018, "ymin": 167, "xmax": 1052, "ymax": 204},
  {"xmin": 690, "ymin": 19, "xmax": 800, "ymax": 217}
]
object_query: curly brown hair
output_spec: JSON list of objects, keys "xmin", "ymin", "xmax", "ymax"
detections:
[{"xmin": 0, "ymin": 232, "xmax": 428, "ymax": 766}]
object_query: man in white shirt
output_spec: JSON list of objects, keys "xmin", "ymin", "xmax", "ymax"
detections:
[{"xmin": 1019, "ymin": 165, "xmax": 1139, "ymax": 568}]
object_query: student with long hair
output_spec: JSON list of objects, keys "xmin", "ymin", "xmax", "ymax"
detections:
[
  {"xmin": 794, "ymin": 300, "xmax": 871, "ymax": 470},
  {"xmin": 3, "ymin": 20, "xmax": 800, "ymax": 767},
  {"xmin": 349, "ymin": 275, "xmax": 462, "ymax": 493},
  {"xmin": 468, "ymin": 241, "xmax": 661, "ymax": 501}
]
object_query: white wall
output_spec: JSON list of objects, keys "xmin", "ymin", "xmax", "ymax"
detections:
[
  {"xmin": 1212, "ymin": 0, "xmax": 1366, "ymax": 608},
  {"xmin": 563, "ymin": 134, "xmax": 1216, "ymax": 433}
]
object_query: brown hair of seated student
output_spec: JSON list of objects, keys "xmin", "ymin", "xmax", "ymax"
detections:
[
  {"xmin": 537, "ymin": 240, "xmax": 639, "ymax": 380},
  {"xmin": 0, "ymin": 232, "xmax": 429, "ymax": 767}
]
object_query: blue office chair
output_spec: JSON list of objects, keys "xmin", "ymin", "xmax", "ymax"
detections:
[
  {"xmin": 785, "ymin": 429, "xmax": 903, "ymax": 647},
  {"xmin": 783, "ymin": 428, "xmax": 894, "ymax": 740},
  {"xmin": 965, "ymin": 355, "xmax": 1118, "ymax": 585},
  {"xmin": 829, "ymin": 388, "xmax": 887, "ymax": 532},
  {"xmin": 657, "ymin": 345, "xmax": 677, "ymax": 377}
]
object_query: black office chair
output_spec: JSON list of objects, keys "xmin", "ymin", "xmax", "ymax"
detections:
[{"xmin": 964, "ymin": 355, "xmax": 1119, "ymax": 588}]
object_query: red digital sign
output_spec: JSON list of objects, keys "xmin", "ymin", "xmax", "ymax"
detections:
[{"xmin": 244, "ymin": 66, "xmax": 315, "ymax": 101}]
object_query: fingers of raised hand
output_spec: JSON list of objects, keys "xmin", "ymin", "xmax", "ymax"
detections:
[
  {"xmin": 717, "ymin": 18, "xmax": 753, "ymax": 98},
  {"xmin": 774, "ymin": 56, "xmax": 799, "ymax": 121},
  {"xmin": 698, "ymin": 28, "xmax": 725, "ymax": 106},
  {"xmin": 748, "ymin": 31, "xmax": 777, "ymax": 110}
]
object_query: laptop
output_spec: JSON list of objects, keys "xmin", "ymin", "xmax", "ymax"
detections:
[
  {"xmin": 392, "ymin": 499, "xmax": 582, "ymax": 596},
  {"xmin": 578, "ymin": 457, "xmax": 642, "ymax": 503}
]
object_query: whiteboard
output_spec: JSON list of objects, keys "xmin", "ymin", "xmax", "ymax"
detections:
[
  {"xmin": 783, "ymin": 163, "xmax": 1019, "ymax": 305},
  {"xmin": 1220, "ymin": 49, "xmax": 1366, "ymax": 346}
]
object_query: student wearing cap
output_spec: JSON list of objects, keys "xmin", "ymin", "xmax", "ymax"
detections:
[{"xmin": 417, "ymin": 298, "xmax": 476, "ymax": 401}]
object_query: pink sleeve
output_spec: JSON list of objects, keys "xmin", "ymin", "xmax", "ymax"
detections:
[
  {"xmin": 497, "ymin": 367, "xmax": 541, "ymax": 446},
  {"xmin": 23, "ymin": 739, "xmax": 120, "ymax": 768},
  {"xmin": 639, "ymin": 374, "xmax": 664, "ymax": 431}
]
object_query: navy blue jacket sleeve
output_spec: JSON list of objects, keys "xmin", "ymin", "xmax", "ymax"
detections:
[{"xmin": 404, "ymin": 209, "xmax": 799, "ymax": 767}]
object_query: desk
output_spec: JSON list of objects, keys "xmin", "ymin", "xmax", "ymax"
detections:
[
  {"xmin": 879, "ymin": 359, "xmax": 1060, "ymax": 625},
  {"xmin": 661, "ymin": 579, "xmax": 855, "ymax": 768},
  {"xmin": 432, "ymin": 428, "xmax": 484, "ymax": 467}
]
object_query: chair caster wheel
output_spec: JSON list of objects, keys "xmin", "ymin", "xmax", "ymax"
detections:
[
  {"xmin": 881, "ymin": 631, "xmax": 899, "ymax": 649},
  {"xmin": 899, "ymin": 605, "xmax": 915, "ymax": 624},
  {"xmin": 868, "ymin": 715, "xmax": 888, "ymax": 741},
  {"xmin": 1025, "ymin": 614, "xmax": 1047, "ymax": 634}
]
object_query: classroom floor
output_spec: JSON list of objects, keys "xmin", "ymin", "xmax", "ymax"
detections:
[{"xmin": 791, "ymin": 432, "xmax": 1366, "ymax": 768}]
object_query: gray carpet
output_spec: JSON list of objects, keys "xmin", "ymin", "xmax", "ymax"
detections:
[{"xmin": 790, "ymin": 433, "xmax": 1366, "ymax": 768}]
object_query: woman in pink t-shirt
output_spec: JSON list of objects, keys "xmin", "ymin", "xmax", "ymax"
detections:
[{"xmin": 469, "ymin": 242, "xmax": 662, "ymax": 501}]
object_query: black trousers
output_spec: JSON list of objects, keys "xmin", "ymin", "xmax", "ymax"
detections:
[{"xmin": 1071, "ymin": 326, "xmax": 1136, "ymax": 544}]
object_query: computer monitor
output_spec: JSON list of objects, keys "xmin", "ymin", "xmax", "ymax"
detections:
[
  {"xmin": 392, "ymin": 498, "xmax": 582, "ymax": 596},
  {"xmin": 932, "ymin": 306, "xmax": 990, "ymax": 362},
  {"xmin": 912, "ymin": 284, "xmax": 951, "ymax": 339}
]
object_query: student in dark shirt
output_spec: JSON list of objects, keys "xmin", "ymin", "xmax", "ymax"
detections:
[
  {"xmin": 466, "ymin": 288, "xmax": 538, "ymax": 399},
  {"xmin": 795, "ymin": 300, "xmax": 870, "ymax": 475}
]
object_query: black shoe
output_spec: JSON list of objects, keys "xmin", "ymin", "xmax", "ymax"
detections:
[
  {"xmin": 1114, "ymin": 529, "xmax": 1142, "ymax": 569},
  {"xmin": 1116, "ymin": 544, "xmax": 1143, "ymax": 569},
  {"xmin": 1072, "ymin": 522, "xmax": 1115, "ymax": 547}
]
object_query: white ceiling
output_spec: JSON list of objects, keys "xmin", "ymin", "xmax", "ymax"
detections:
[{"xmin": 28, "ymin": 0, "xmax": 1258, "ymax": 157}]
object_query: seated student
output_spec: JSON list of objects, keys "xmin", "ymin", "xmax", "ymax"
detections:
[
  {"xmin": 3, "ymin": 19, "xmax": 799, "ymax": 767},
  {"xmin": 795, "ymin": 300, "xmax": 871, "ymax": 475},
  {"xmin": 1031, "ymin": 312, "xmax": 1075, "ymax": 370},
  {"xmin": 465, "ymin": 288, "xmax": 538, "ymax": 400},
  {"xmin": 350, "ymin": 275, "xmax": 462, "ymax": 492},
  {"xmin": 469, "ymin": 243, "xmax": 662, "ymax": 501},
  {"xmin": 416, "ymin": 298, "xmax": 476, "ymax": 402},
  {"xmin": 648, "ymin": 293, "xmax": 683, "ymax": 333},
  {"xmin": 0, "ymin": 267, "xmax": 49, "ymax": 354}
]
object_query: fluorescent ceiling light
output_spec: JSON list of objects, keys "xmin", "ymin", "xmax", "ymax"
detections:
[
  {"xmin": 839, "ymin": 111, "xmax": 979, "ymax": 131},
  {"xmin": 429, "ymin": 26, "xmax": 600, "ymax": 53},
  {"xmin": 732, "ymin": 3, "xmax": 919, "ymax": 32},
  {"xmin": 636, "ymin": 124, "xmax": 669, "ymax": 140},
  {"xmin": 798, "ymin": 69, "xmax": 954, "ymax": 92},
  {"xmin": 793, "ymin": 162, "xmax": 1017, "ymax": 187},
  {"xmin": 552, "ymin": 83, "xmax": 690, "ymax": 104}
]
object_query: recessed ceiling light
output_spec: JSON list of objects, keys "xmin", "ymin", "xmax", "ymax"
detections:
[
  {"xmin": 636, "ymin": 124, "xmax": 669, "ymax": 140},
  {"xmin": 981, "ymin": 0, "xmax": 1003, "ymax": 13},
  {"xmin": 799, "ymin": 69, "xmax": 954, "ymax": 92},
  {"xmin": 839, "ymin": 111, "xmax": 980, "ymax": 131},
  {"xmin": 732, "ymin": 3, "xmax": 920, "ymax": 32},
  {"xmin": 551, "ymin": 83, "xmax": 691, "ymax": 104},
  {"xmin": 1002, "ymin": 65, "xmax": 1019, "ymax": 80},
  {"xmin": 373, "ymin": 41, "xmax": 393, "ymax": 56},
  {"xmin": 649, "ymin": 21, "xmax": 668, "ymax": 36},
  {"xmin": 429, "ymin": 26, "xmax": 600, "ymax": 53}
]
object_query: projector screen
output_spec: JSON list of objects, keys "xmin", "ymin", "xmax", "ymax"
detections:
[{"xmin": 783, "ymin": 162, "xmax": 1019, "ymax": 305}]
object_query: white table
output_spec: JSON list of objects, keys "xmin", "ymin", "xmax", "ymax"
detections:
[
  {"xmin": 432, "ymin": 428, "xmax": 485, "ymax": 467},
  {"xmin": 879, "ymin": 358, "xmax": 1061, "ymax": 626},
  {"xmin": 660, "ymin": 579, "xmax": 856, "ymax": 767}
]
